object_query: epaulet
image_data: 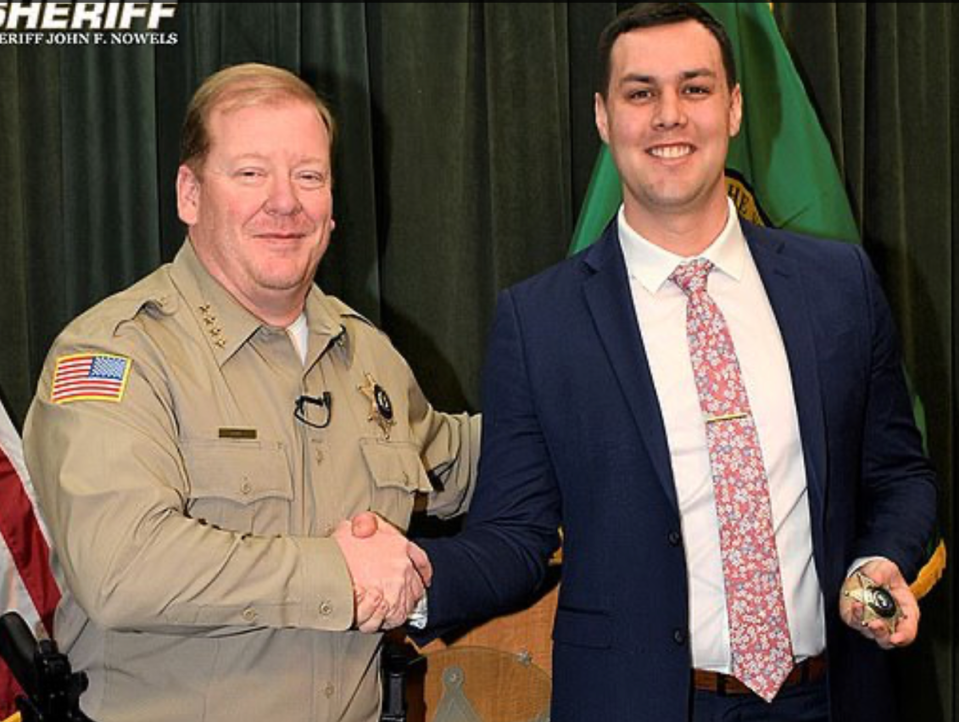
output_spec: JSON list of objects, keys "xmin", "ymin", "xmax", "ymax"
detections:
[
  {"xmin": 63, "ymin": 266, "xmax": 178, "ymax": 340},
  {"xmin": 325, "ymin": 296, "xmax": 380, "ymax": 332}
]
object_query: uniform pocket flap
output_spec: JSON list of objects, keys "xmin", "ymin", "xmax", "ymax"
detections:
[
  {"xmin": 183, "ymin": 439, "xmax": 292, "ymax": 504},
  {"xmin": 359, "ymin": 439, "xmax": 433, "ymax": 493},
  {"xmin": 552, "ymin": 606, "xmax": 612, "ymax": 649}
]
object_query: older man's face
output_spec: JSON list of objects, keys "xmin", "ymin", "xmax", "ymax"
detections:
[{"xmin": 177, "ymin": 98, "xmax": 334, "ymax": 324}]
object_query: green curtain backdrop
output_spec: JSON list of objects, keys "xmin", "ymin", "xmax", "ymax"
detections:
[{"xmin": 0, "ymin": 3, "xmax": 954, "ymax": 719}]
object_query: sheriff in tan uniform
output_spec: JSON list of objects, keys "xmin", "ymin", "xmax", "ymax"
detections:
[
  {"xmin": 24, "ymin": 242, "xmax": 477, "ymax": 722},
  {"xmin": 23, "ymin": 63, "xmax": 479, "ymax": 722}
]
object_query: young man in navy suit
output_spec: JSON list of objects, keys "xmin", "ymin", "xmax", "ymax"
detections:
[{"xmin": 411, "ymin": 4, "xmax": 937, "ymax": 721}]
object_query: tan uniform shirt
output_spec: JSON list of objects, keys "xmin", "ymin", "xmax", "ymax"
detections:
[{"xmin": 23, "ymin": 242, "xmax": 479, "ymax": 722}]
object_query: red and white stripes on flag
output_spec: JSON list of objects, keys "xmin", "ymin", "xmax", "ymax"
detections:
[
  {"xmin": 51, "ymin": 353, "xmax": 131, "ymax": 404},
  {"xmin": 0, "ymin": 400, "xmax": 61, "ymax": 718}
]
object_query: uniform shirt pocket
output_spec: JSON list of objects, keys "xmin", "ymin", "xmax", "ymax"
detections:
[
  {"xmin": 182, "ymin": 439, "xmax": 292, "ymax": 535},
  {"xmin": 359, "ymin": 438, "xmax": 432, "ymax": 528}
]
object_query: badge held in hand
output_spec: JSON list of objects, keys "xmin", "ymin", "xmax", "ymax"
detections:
[{"xmin": 843, "ymin": 570, "xmax": 903, "ymax": 634}]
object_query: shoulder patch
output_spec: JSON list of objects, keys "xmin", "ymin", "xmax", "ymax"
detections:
[{"xmin": 51, "ymin": 353, "xmax": 132, "ymax": 404}]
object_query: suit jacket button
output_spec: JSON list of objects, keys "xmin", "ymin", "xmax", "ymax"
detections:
[
  {"xmin": 668, "ymin": 531, "xmax": 681, "ymax": 546},
  {"xmin": 673, "ymin": 628, "xmax": 686, "ymax": 645}
]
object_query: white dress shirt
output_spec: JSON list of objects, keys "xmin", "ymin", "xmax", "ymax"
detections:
[{"xmin": 618, "ymin": 200, "xmax": 826, "ymax": 671}]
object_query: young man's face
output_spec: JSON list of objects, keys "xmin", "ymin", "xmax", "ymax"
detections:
[
  {"xmin": 595, "ymin": 20, "xmax": 742, "ymax": 232},
  {"xmin": 177, "ymin": 99, "xmax": 334, "ymax": 324}
]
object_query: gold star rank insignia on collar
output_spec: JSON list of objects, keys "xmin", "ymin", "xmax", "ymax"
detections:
[
  {"xmin": 358, "ymin": 372, "xmax": 395, "ymax": 438},
  {"xmin": 197, "ymin": 303, "xmax": 226, "ymax": 348}
]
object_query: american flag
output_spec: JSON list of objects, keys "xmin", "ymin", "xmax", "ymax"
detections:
[
  {"xmin": 50, "ymin": 353, "xmax": 131, "ymax": 404},
  {"xmin": 1, "ymin": 399, "xmax": 61, "ymax": 718}
]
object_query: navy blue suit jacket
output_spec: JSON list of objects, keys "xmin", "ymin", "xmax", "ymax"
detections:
[{"xmin": 419, "ymin": 221, "xmax": 937, "ymax": 722}]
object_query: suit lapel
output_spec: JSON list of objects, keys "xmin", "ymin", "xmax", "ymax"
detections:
[
  {"xmin": 746, "ymin": 226, "xmax": 827, "ymax": 533},
  {"xmin": 581, "ymin": 226, "xmax": 678, "ymax": 511}
]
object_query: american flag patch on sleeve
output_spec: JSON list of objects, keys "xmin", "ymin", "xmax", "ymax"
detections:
[{"xmin": 50, "ymin": 353, "xmax": 132, "ymax": 404}]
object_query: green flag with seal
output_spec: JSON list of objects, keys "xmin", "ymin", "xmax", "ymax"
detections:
[{"xmin": 571, "ymin": 2, "xmax": 944, "ymax": 596}]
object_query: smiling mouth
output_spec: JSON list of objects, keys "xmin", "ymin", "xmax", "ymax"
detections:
[
  {"xmin": 648, "ymin": 144, "xmax": 694, "ymax": 159},
  {"xmin": 254, "ymin": 231, "xmax": 309, "ymax": 241}
]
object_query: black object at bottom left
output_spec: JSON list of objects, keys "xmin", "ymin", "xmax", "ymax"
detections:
[{"xmin": 0, "ymin": 611, "xmax": 92, "ymax": 722}]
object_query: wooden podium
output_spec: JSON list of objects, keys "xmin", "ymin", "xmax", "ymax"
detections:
[{"xmin": 403, "ymin": 567, "xmax": 560, "ymax": 722}]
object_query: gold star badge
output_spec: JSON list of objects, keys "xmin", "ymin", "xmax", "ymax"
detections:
[
  {"xmin": 358, "ymin": 372, "xmax": 395, "ymax": 438},
  {"xmin": 842, "ymin": 570, "xmax": 903, "ymax": 634}
]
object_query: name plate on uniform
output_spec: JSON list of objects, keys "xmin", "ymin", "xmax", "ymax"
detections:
[{"xmin": 218, "ymin": 427, "xmax": 258, "ymax": 440}]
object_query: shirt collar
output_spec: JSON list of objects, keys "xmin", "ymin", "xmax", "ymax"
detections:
[
  {"xmin": 170, "ymin": 240, "xmax": 343, "ymax": 367},
  {"xmin": 618, "ymin": 197, "xmax": 747, "ymax": 294}
]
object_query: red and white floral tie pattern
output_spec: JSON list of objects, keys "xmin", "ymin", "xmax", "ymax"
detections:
[{"xmin": 671, "ymin": 259, "xmax": 794, "ymax": 702}]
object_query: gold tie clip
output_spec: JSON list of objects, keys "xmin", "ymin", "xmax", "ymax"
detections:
[{"xmin": 705, "ymin": 411, "xmax": 749, "ymax": 423}]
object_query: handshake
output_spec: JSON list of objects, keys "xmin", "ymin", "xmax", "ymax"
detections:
[{"xmin": 332, "ymin": 511, "xmax": 431, "ymax": 633}]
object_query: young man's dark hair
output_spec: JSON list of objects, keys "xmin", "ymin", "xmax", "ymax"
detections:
[{"xmin": 597, "ymin": 2, "xmax": 738, "ymax": 96}]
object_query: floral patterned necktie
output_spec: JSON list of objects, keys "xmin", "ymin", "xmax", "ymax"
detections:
[{"xmin": 671, "ymin": 259, "xmax": 794, "ymax": 702}]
